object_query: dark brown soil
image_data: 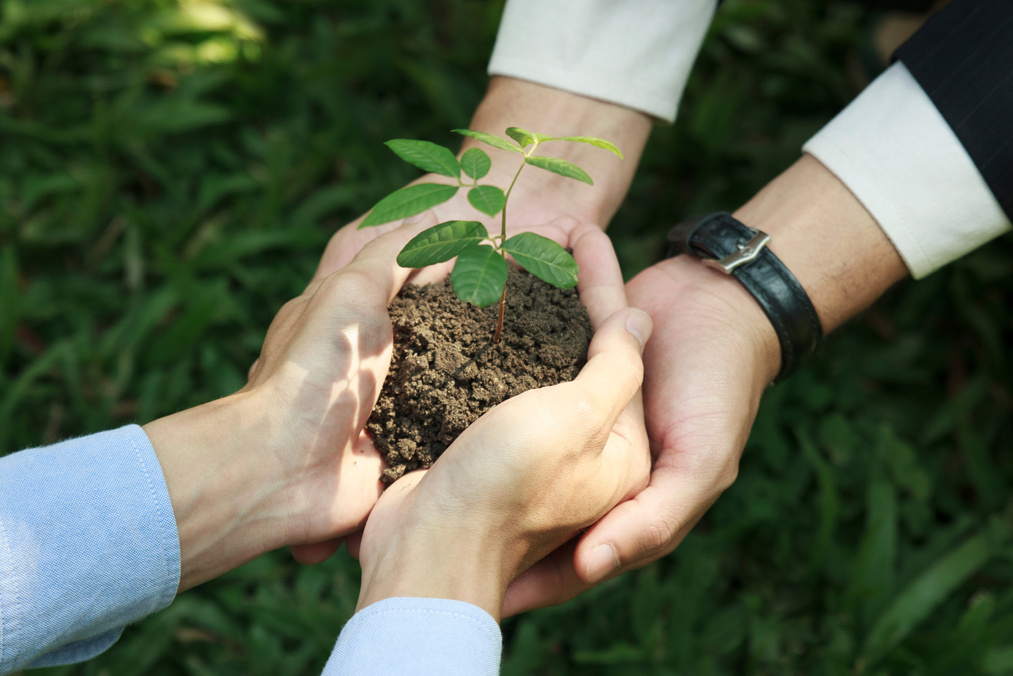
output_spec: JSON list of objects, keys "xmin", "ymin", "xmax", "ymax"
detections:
[{"xmin": 367, "ymin": 266, "xmax": 593, "ymax": 485}]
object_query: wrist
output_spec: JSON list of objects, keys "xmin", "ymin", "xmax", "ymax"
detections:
[
  {"xmin": 143, "ymin": 391, "xmax": 295, "ymax": 590},
  {"xmin": 637, "ymin": 255, "xmax": 782, "ymax": 387},
  {"xmin": 732, "ymin": 154, "xmax": 908, "ymax": 334},
  {"xmin": 465, "ymin": 76, "xmax": 651, "ymax": 226},
  {"xmin": 357, "ymin": 490, "xmax": 520, "ymax": 621}
]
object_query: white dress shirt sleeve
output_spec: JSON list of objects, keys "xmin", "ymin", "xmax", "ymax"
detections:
[
  {"xmin": 803, "ymin": 62, "xmax": 1011, "ymax": 279},
  {"xmin": 489, "ymin": 0, "xmax": 717, "ymax": 122}
]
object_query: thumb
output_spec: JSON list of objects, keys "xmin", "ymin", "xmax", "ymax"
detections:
[
  {"xmin": 575, "ymin": 468, "xmax": 707, "ymax": 585},
  {"xmin": 572, "ymin": 307, "xmax": 652, "ymax": 433},
  {"xmin": 335, "ymin": 210, "xmax": 440, "ymax": 304}
]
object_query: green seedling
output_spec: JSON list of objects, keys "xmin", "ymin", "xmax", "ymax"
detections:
[{"xmin": 360, "ymin": 127, "xmax": 622, "ymax": 343}]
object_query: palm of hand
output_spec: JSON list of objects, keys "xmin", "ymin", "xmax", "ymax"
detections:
[{"xmin": 246, "ymin": 218, "xmax": 462, "ymax": 564}]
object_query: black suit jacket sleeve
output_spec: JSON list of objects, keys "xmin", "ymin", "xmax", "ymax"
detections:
[{"xmin": 894, "ymin": 0, "xmax": 1013, "ymax": 220}]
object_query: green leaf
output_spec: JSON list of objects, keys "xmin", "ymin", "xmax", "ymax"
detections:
[
  {"xmin": 450, "ymin": 244, "xmax": 508, "ymax": 307},
  {"xmin": 505, "ymin": 127, "xmax": 539, "ymax": 148},
  {"xmin": 501, "ymin": 232, "xmax": 579, "ymax": 289},
  {"xmin": 396, "ymin": 220, "xmax": 489, "ymax": 268},
  {"xmin": 984, "ymin": 646, "xmax": 1013, "ymax": 674},
  {"xmin": 385, "ymin": 139, "xmax": 460, "ymax": 178},
  {"xmin": 543, "ymin": 135, "xmax": 623, "ymax": 159},
  {"xmin": 862, "ymin": 523, "xmax": 1007, "ymax": 663},
  {"xmin": 524, "ymin": 155, "xmax": 593, "ymax": 185},
  {"xmin": 360, "ymin": 184, "xmax": 458, "ymax": 228},
  {"xmin": 798, "ymin": 429, "xmax": 839, "ymax": 571},
  {"xmin": 453, "ymin": 128, "xmax": 523, "ymax": 153},
  {"xmin": 460, "ymin": 148, "xmax": 491, "ymax": 180},
  {"xmin": 135, "ymin": 99, "xmax": 233, "ymax": 135},
  {"xmin": 467, "ymin": 185, "xmax": 505, "ymax": 217},
  {"xmin": 847, "ymin": 465, "xmax": 898, "ymax": 625}
]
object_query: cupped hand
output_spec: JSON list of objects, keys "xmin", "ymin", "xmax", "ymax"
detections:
[
  {"xmin": 500, "ymin": 254, "xmax": 781, "ymax": 615},
  {"xmin": 145, "ymin": 212, "xmax": 442, "ymax": 589},
  {"xmin": 354, "ymin": 226, "xmax": 652, "ymax": 619},
  {"xmin": 242, "ymin": 212, "xmax": 446, "ymax": 561}
]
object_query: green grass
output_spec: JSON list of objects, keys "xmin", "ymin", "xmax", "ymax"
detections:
[{"xmin": 3, "ymin": 1, "xmax": 1012, "ymax": 674}]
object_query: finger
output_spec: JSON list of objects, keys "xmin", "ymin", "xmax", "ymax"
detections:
[
  {"xmin": 291, "ymin": 537, "xmax": 345, "ymax": 565},
  {"xmin": 502, "ymin": 539, "xmax": 580, "ymax": 617},
  {"xmin": 501, "ymin": 466, "xmax": 705, "ymax": 615},
  {"xmin": 345, "ymin": 531, "xmax": 363, "ymax": 560},
  {"xmin": 310, "ymin": 214, "xmax": 391, "ymax": 285},
  {"xmin": 570, "ymin": 224, "xmax": 627, "ymax": 329},
  {"xmin": 511, "ymin": 215, "xmax": 579, "ymax": 247},
  {"xmin": 575, "ymin": 464, "xmax": 710, "ymax": 583},
  {"xmin": 405, "ymin": 258, "xmax": 455, "ymax": 287},
  {"xmin": 573, "ymin": 307, "xmax": 651, "ymax": 429},
  {"xmin": 314, "ymin": 211, "xmax": 439, "ymax": 305}
]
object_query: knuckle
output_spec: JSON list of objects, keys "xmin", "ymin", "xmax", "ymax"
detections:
[
  {"xmin": 641, "ymin": 514, "xmax": 679, "ymax": 560},
  {"xmin": 544, "ymin": 558, "xmax": 581, "ymax": 608},
  {"xmin": 320, "ymin": 269, "xmax": 386, "ymax": 313},
  {"xmin": 568, "ymin": 390, "xmax": 611, "ymax": 451}
]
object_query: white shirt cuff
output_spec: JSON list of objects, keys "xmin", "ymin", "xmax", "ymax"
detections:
[
  {"xmin": 489, "ymin": 0, "xmax": 716, "ymax": 122},
  {"xmin": 803, "ymin": 62, "xmax": 1011, "ymax": 279}
]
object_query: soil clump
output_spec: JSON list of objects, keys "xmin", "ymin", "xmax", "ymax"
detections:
[{"xmin": 367, "ymin": 266, "xmax": 592, "ymax": 485}]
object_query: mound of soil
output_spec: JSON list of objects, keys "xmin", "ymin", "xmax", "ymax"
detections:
[{"xmin": 367, "ymin": 266, "xmax": 593, "ymax": 485}]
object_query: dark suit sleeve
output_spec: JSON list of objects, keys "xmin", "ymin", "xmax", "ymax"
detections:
[{"xmin": 894, "ymin": 0, "xmax": 1013, "ymax": 220}]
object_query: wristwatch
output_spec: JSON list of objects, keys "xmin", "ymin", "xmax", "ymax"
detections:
[{"xmin": 666, "ymin": 212, "xmax": 822, "ymax": 382}]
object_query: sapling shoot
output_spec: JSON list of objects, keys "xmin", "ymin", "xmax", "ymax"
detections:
[{"xmin": 361, "ymin": 127, "xmax": 622, "ymax": 343}]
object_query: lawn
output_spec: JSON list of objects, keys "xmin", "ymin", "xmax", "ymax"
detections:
[{"xmin": 2, "ymin": 1, "xmax": 1012, "ymax": 674}]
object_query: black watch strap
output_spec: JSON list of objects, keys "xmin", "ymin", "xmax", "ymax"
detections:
[{"xmin": 667, "ymin": 212, "xmax": 822, "ymax": 382}]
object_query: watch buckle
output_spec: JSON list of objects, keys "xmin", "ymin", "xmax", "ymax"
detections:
[{"xmin": 702, "ymin": 229, "xmax": 771, "ymax": 274}]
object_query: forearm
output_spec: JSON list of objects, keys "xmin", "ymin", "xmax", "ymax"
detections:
[
  {"xmin": 143, "ymin": 392, "xmax": 294, "ymax": 592},
  {"xmin": 355, "ymin": 478, "xmax": 519, "ymax": 621},
  {"xmin": 733, "ymin": 154, "xmax": 909, "ymax": 336},
  {"xmin": 466, "ymin": 77, "xmax": 652, "ymax": 227},
  {"xmin": 357, "ymin": 530, "xmax": 513, "ymax": 621},
  {"xmin": 636, "ymin": 154, "xmax": 910, "ymax": 390}
]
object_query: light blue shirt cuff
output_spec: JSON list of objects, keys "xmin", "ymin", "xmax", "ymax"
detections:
[
  {"xmin": 0, "ymin": 425, "xmax": 181, "ymax": 673},
  {"xmin": 323, "ymin": 598, "xmax": 502, "ymax": 675}
]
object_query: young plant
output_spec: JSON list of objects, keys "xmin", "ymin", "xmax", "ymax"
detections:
[{"xmin": 361, "ymin": 127, "xmax": 622, "ymax": 343}]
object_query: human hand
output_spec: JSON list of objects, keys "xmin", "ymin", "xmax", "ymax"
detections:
[
  {"xmin": 143, "ymin": 212, "xmax": 440, "ymax": 590},
  {"xmin": 500, "ymin": 155, "xmax": 910, "ymax": 614},
  {"xmin": 292, "ymin": 77, "xmax": 652, "ymax": 564},
  {"xmin": 353, "ymin": 226, "xmax": 652, "ymax": 620},
  {"xmin": 498, "ymin": 253, "xmax": 779, "ymax": 613}
]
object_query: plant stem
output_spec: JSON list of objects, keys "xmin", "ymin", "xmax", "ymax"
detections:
[
  {"xmin": 491, "ymin": 155, "xmax": 529, "ymax": 344},
  {"xmin": 501, "ymin": 156, "xmax": 527, "ymax": 240},
  {"xmin": 492, "ymin": 286, "xmax": 506, "ymax": 344}
]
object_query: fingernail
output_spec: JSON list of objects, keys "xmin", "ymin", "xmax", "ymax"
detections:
[
  {"xmin": 626, "ymin": 309, "xmax": 653, "ymax": 351},
  {"xmin": 585, "ymin": 543, "xmax": 620, "ymax": 584},
  {"xmin": 403, "ymin": 211, "xmax": 429, "ymax": 225}
]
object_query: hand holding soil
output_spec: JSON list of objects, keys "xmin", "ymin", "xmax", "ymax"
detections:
[
  {"xmin": 356, "ymin": 226, "xmax": 652, "ymax": 619},
  {"xmin": 499, "ymin": 251, "xmax": 778, "ymax": 614},
  {"xmin": 163, "ymin": 213, "xmax": 443, "ymax": 582}
]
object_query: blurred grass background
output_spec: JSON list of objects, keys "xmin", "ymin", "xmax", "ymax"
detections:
[{"xmin": 2, "ymin": 0, "xmax": 1012, "ymax": 674}]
